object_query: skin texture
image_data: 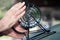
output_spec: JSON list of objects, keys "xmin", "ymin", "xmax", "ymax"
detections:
[
  {"xmin": 2, "ymin": 22, "xmax": 28, "ymax": 39},
  {"xmin": 0, "ymin": 2, "xmax": 28, "ymax": 39}
]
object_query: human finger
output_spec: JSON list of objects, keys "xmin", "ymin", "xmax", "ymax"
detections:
[{"xmin": 15, "ymin": 6, "xmax": 26, "ymax": 16}]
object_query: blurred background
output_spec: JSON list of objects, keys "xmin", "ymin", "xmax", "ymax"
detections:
[{"xmin": 0, "ymin": 0, "xmax": 60, "ymax": 40}]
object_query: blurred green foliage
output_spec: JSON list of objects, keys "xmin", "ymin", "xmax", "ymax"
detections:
[
  {"xmin": 0, "ymin": 0, "xmax": 14, "ymax": 10},
  {"xmin": 0, "ymin": 0, "xmax": 14, "ymax": 19}
]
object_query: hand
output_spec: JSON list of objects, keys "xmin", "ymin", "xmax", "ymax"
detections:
[
  {"xmin": 2, "ymin": 22, "xmax": 28, "ymax": 39},
  {"xmin": 0, "ymin": 2, "xmax": 26, "ymax": 32}
]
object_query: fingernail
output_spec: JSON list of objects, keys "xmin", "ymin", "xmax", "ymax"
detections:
[{"xmin": 22, "ymin": 2, "xmax": 25, "ymax": 4}]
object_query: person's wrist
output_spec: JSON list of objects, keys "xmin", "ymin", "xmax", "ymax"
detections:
[
  {"xmin": 1, "ymin": 16, "xmax": 11, "ymax": 27},
  {"xmin": 0, "ymin": 19, "xmax": 5, "ymax": 32},
  {"xmin": 0, "ymin": 18, "xmax": 10, "ymax": 32},
  {"xmin": 0, "ymin": 17, "xmax": 7, "ymax": 27}
]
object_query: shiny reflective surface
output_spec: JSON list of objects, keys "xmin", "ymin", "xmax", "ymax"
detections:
[{"xmin": 19, "ymin": 5, "xmax": 41, "ymax": 29}]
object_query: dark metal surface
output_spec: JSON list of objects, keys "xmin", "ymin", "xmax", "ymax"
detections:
[
  {"xmin": 22, "ymin": 29, "xmax": 56, "ymax": 40},
  {"xmin": 41, "ymin": 24, "xmax": 60, "ymax": 40},
  {"xmin": 30, "ymin": 31, "xmax": 56, "ymax": 40}
]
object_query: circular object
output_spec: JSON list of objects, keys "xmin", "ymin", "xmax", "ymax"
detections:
[{"xmin": 19, "ymin": 4, "xmax": 41, "ymax": 29}]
